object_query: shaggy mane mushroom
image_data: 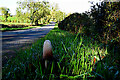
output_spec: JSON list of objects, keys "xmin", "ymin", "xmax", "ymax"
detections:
[{"xmin": 43, "ymin": 40, "xmax": 53, "ymax": 68}]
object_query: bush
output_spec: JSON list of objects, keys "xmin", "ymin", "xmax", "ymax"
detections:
[
  {"xmin": 26, "ymin": 20, "xmax": 30, "ymax": 23},
  {"xmin": 2, "ymin": 20, "xmax": 5, "ymax": 22},
  {"xmin": 8, "ymin": 19, "xmax": 11, "ymax": 22},
  {"xmin": 17, "ymin": 20, "xmax": 20, "ymax": 23},
  {"xmin": 90, "ymin": 2, "xmax": 120, "ymax": 51},
  {"xmin": 58, "ymin": 13, "xmax": 93, "ymax": 34},
  {"xmin": 21, "ymin": 20, "xmax": 24, "ymax": 23},
  {"xmin": 11, "ymin": 20, "xmax": 14, "ymax": 23},
  {"xmin": 14, "ymin": 19, "xmax": 17, "ymax": 23},
  {"xmin": 42, "ymin": 19, "xmax": 46, "ymax": 24}
]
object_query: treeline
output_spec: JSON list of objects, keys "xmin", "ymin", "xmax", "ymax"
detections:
[
  {"xmin": 58, "ymin": 2, "xmax": 120, "ymax": 52},
  {"xmin": 0, "ymin": 0, "xmax": 66, "ymax": 25}
]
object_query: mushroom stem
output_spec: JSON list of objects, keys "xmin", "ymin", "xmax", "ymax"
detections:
[{"xmin": 45, "ymin": 60, "xmax": 47, "ymax": 68}]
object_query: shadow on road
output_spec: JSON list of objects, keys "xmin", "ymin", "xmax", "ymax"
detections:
[{"xmin": 2, "ymin": 24, "xmax": 55, "ymax": 65}]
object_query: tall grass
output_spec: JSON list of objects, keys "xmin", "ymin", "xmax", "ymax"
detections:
[{"xmin": 2, "ymin": 28, "xmax": 119, "ymax": 79}]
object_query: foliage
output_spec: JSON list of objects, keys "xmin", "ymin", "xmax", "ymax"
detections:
[
  {"xmin": 16, "ymin": 0, "xmax": 50, "ymax": 25},
  {"xmin": 90, "ymin": 1, "xmax": 120, "ymax": 52},
  {"xmin": 50, "ymin": 4, "xmax": 66, "ymax": 23},
  {"xmin": 0, "ymin": 24, "xmax": 43, "ymax": 31},
  {"xmin": 16, "ymin": 8, "xmax": 24, "ymax": 23},
  {"xmin": 0, "ymin": 22, "xmax": 30, "ymax": 25},
  {"xmin": 0, "ymin": 16, "xmax": 4, "ymax": 21},
  {"xmin": 58, "ymin": 2, "xmax": 120, "ymax": 53},
  {"xmin": 7, "ymin": 19, "xmax": 11, "ymax": 22},
  {"xmin": 0, "ymin": 16, "xmax": 19, "ymax": 23},
  {"xmin": 50, "ymin": 3, "xmax": 59, "ymax": 22},
  {"xmin": 57, "ymin": 3, "xmax": 120, "ymax": 79},
  {"xmin": 3, "ymin": 27, "xmax": 120, "ymax": 79},
  {"xmin": 0, "ymin": 1, "xmax": 66, "ymax": 24},
  {"xmin": 55, "ymin": 10, "xmax": 65, "ymax": 23},
  {"xmin": 0, "ymin": 7, "xmax": 10, "ymax": 22},
  {"xmin": 58, "ymin": 12, "xmax": 93, "ymax": 34},
  {"xmin": 2, "ymin": 1, "xmax": 120, "ymax": 80}
]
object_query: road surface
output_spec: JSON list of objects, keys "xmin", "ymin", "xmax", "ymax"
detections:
[{"xmin": 2, "ymin": 24, "xmax": 55, "ymax": 64}]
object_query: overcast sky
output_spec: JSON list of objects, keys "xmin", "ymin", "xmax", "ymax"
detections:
[{"xmin": 0, "ymin": 0, "xmax": 103, "ymax": 15}]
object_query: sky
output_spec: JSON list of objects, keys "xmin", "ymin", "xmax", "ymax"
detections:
[{"xmin": 0, "ymin": 0, "xmax": 103, "ymax": 15}]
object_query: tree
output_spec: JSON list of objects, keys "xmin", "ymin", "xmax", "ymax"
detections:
[
  {"xmin": 50, "ymin": 3, "xmax": 59, "ymax": 21},
  {"xmin": 0, "ymin": 7, "xmax": 10, "ymax": 22},
  {"xmin": 50, "ymin": 3, "xmax": 66, "ymax": 23},
  {"xmin": 55, "ymin": 10, "xmax": 65, "ymax": 23},
  {"xmin": 16, "ymin": 8, "xmax": 24, "ymax": 23},
  {"xmin": 17, "ymin": 0, "xmax": 50, "ymax": 25}
]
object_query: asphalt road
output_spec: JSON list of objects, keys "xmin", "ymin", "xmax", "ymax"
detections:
[{"xmin": 2, "ymin": 24, "xmax": 55, "ymax": 64}]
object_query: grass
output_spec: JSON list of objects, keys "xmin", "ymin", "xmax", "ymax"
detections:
[
  {"xmin": 0, "ymin": 22, "xmax": 56, "ymax": 31},
  {"xmin": 0, "ymin": 26, "xmax": 41, "ymax": 31},
  {"xmin": 0, "ymin": 22, "xmax": 31, "ymax": 25},
  {"xmin": 55, "ymin": 23, "xmax": 58, "ymax": 26},
  {"xmin": 0, "ymin": 22, "xmax": 46, "ymax": 31},
  {"xmin": 2, "ymin": 27, "xmax": 120, "ymax": 79}
]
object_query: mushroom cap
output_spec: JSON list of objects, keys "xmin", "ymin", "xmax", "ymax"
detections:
[{"xmin": 43, "ymin": 40, "xmax": 53, "ymax": 60}]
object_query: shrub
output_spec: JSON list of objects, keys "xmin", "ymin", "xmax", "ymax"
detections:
[
  {"xmin": 2, "ymin": 20, "xmax": 5, "ymax": 22},
  {"xmin": 11, "ymin": 20, "xmax": 14, "ymax": 23},
  {"xmin": 8, "ymin": 19, "xmax": 11, "ymax": 22},
  {"xmin": 43, "ymin": 19, "xmax": 46, "ymax": 24},
  {"xmin": 21, "ymin": 19, "xmax": 24, "ymax": 23},
  {"xmin": 26, "ymin": 20, "xmax": 29, "ymax": 23},
  {"xmin": 58, "ymin": 13, "xmax": 93, "ymax": 34},
  {"xmin": 17, "ymin": 20, "xmax": 20, "ymax": 23},
  {"xmin": 90, "ymin": 2, "xmax": 120, "ymax": 51},
  {"xmin": 14, "ymin": 19, "xmax": 17, "ymax": 23}
]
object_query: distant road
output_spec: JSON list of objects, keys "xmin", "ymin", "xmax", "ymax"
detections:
[{"xmin": 2, "ymin": 24, "xmax": 55, "ymax": 64}]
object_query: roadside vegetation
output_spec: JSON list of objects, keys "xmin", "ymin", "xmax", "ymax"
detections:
[
  {"xmin": 3, "ymin": 27, "xmax": 119, "ymax": 80},
  {"xmin": 0, "ymin": 1, "xmax": 66, "ymax": 25},
  {"xmin": 0, "ymin": 25, "xmax": 41, "ymax": 31},
  {"xmin": 0, "ymin": 0, "xmax": 66, "ymax": 32},
  {"xmin": 0, "ymin": 22, "xmax": 30, "ymax": 25},
  {"xmin": 0, "ymin": 23, "xmax": 45, "ymax": 31},
  {"xmin": 1, "ymin": 1, "xmax": 120, "ymax": 80},
  {"xmin": 58, "ymin": 2, "xmax": 120, "ymax": 79}
]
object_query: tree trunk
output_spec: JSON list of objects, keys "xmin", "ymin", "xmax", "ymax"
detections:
[
  {"xmin": 5, "ymin": 17, "xmax": 7, "ymax": 22},
  {"xmin": 35, "ymin": 20, "xmax": 38, "ymax": 26}
]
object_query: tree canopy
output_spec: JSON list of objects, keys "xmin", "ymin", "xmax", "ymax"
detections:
[
  {"xmin": 0, "ymin": 7, "xmax": 10, "ymax": 21},
  {"xmin": 17, "ymin": 0, "xmax": 50, "ymax": 25},
  {"xmin": 16, "ymin": 0, "xmax": 66, "ymax": 25}
]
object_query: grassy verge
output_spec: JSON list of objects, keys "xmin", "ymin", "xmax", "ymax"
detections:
[
  {"xmin": 2, "ymin": 27, "xmax": 120, "ymax": 79},
  {"xmin": 0, "ymin": 22, "xmax": 30, "ymax": 25},
  {"xmin": 1, "ymin": 26, "xmax": 41, "ymax": 31},
  {"xmin": 55, "ymin": 23, "xmax": 58, "ymax": 26},
  {"xmin": 0, "ymin": 22, "xmax": 46, "ymax": 31}
]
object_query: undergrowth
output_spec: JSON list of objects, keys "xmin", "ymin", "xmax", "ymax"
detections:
[{"xmin": 2, "ymin": 27, "xmax": 120, "ymax": 80}]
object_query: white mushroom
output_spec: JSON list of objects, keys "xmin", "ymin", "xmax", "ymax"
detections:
[{"xmin": 43, "ymin": 40, "xmax": 53, "ymax": 68}]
